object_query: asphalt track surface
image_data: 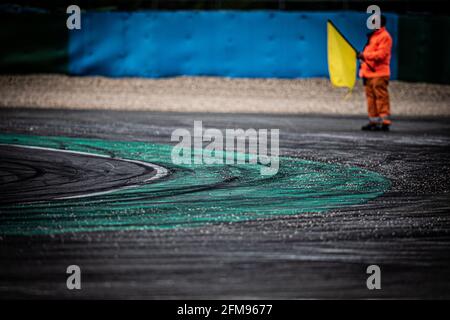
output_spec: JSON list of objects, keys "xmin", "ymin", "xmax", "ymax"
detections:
[
  {"xmin": 0, "ymin": 144, "xmax": 166, "ymax": 205},
  {"xmin": 0, "ymin": 108, "xmax": 449, "ymax": 299}
]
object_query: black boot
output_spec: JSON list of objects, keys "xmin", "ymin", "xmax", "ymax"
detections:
[
  {"xmin": 380, "ymin": 123, "xmax": 390, "ymax": 131},
  {"xmin": 361, "ymin": 122, "xmax": 380, "ymax": 131}
]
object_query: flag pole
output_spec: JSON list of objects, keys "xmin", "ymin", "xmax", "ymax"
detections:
[
  {"xmin": 327, "ymin": 19, "xmax": 357, "ymax": 53},
  {"xmin": 327, "ymin": 19, "xmax": 376, "ymax": 72}
]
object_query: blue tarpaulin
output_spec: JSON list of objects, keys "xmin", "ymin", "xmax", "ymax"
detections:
[{"xmin": 68, "ymin": 10, "xmax": 398, "ymax": 79}]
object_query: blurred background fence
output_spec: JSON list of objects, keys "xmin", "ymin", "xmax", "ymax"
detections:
[{"xmin": 0, "ymin": 1, "xmax": 449, "ymax": 83}]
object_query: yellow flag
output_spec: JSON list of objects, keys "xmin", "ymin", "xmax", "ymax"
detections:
[{"xmin": 327, "ymin": 20, "xmax": 357, "ymax": 90}]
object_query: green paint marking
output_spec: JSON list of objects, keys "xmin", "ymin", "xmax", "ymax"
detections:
[{"xmin": 0, "ymin": 134, "xmax": 390, "ymax": 236}]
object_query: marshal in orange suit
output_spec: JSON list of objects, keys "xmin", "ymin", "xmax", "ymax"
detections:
[{"xmin": 358, "ymin": 15, "xmax": 393, "ymax": 131}]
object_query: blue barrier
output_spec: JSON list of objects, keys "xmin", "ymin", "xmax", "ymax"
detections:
[{"xmin": 68, "ymin": 10, "xmax": 398, "ymax": 79}]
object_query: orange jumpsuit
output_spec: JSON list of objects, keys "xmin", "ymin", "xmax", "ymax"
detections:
[{"xmin": 359, "ymin": 27, "xmax": 393, "ymax": 125}]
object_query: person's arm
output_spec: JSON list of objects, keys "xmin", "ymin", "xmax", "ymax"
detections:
[{"xmin": 362, "ymin": 35, "xmax": 392, "ymax": 62}]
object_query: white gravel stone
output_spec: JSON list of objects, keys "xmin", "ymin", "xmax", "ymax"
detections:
[{"xmin": 1, "ymin": 74, "xmax": 449, "ymax": 116}]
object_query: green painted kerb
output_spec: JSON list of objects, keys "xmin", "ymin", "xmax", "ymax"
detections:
[{"xmin": 0, "ymin": 134, "xmax": 390, "ymax": 236}]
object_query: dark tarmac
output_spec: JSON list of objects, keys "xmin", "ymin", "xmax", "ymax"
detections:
[
  {"xmin": 0, "ymin": 144, "xmax": 162, "ymax": 205},
  {"xmin": 0, "ymin": 108, "xmax": 449, "ymax": 299}
]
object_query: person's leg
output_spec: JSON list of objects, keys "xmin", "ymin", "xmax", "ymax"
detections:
[
  {"xmin": 373, "ymin": 76, "xmax": 391, "ymax": 129},
  {"xmin": 362, "ymin": 78, "xmax": 380, "ymax": 130}
]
